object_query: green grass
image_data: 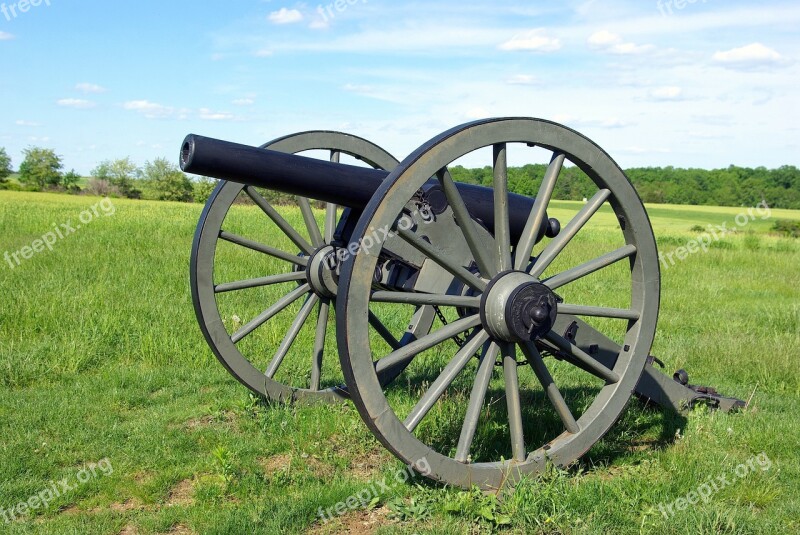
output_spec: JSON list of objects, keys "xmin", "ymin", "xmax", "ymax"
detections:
[{"xmin": 0, "ymin": 191, "xmax": 798, "ymax": 534}]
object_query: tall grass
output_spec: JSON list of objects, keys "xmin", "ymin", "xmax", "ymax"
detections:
[{"xmin": 0, "ymin": 191, "xmax": 798, "ymax": 534}]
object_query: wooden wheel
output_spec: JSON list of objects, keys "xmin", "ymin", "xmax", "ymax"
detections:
[
  {"xmin": 336, "ymin": 118, "xmax": 660, "ymax": 488},
  {"xmin": 191, "ymin": 131, "xmax": 430, "ymax": 402}
]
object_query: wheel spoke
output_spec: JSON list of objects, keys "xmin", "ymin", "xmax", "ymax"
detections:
[
  {"xmin": 544, "ymin": 330, "xmax": 620, "ymax": 383},
  {"xmin": 245, "ymin": 186, "xmax": 314, "ymax": 256},
  {"xmin": 455, "ymin": 342, "xmax": 500, "ymax": 462},
  {"xmin": 543, "ymin": 244, "xmax": 637, "ymax": 290},
  {"xmin": 219, "ymin": 231, "xmax": 308, "ymax": 266},
  {"xmin": 529, "ymin": 189, "xmax": 611, "ymax": 278},
  {"xmin": 519, "ymin": 343, "xmax": 580, "ymax": 434},
  {"xmin": 514, "ymin": 152, "xmax": 565, "ymax": 270},
  {"xmin": 437, "ymin": 169, "xmax": 497, "ymax": 278},
  {"xmin": 298, "ymin": 196, "xmax": 324, "ymax": 247},
  {"xmin": 324, "ymin": 151, "xmax": 341, "ymax": 243},
  {"xmin": 310, "ymin": 298, "xmax": 330, "ymax": 391},
  {"xmin": 404, "ymin": 330, "xmax": 490, "ymax": 432},
  {"xmin": 375, "ymin": 306, "xmax": 437, "ymax": 385},
  {"xmin": 215, "ymin": 272, "xmax": 307, "ymax": 293},
  {"xmin": 397, "ymin": 228, "xmax": 487, "ymax": 292},
  {"xmin": 502, "ymin": 343, "xmax": 526, "ymax": 462},
  {"xmin": 493, "ymin": 144, "xmax": 512, "ymax": 272},
  {"xmin": 368, "ymin": 310, "xmax": 401, "ymax": 350},
  {"xmin": 371, "ymin": 291, "xmax": 481, "ymax": 308},
  {"xmin": 557, "ymin": 304, "xmax": 640, "ymax": 321},
  {"xmin": 265, "ymin": 294, "xmax": 320, "ymax": 378},
  {"xmin": 231, "ymin": 283, "xmax": 311, "ymax": 343},
  {"xmin": 374, "ymin": 314, "xmax": 482, "ymax": 375}
]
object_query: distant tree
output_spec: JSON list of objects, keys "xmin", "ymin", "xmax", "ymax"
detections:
[
  {"xmin": 18, "ymin": 147, "xmax": 63, "ymax": 190},
  {"xmin": 143, "ymin": 157, "xmax": 194, "ymax": 202},
  {"xmin": 0, "ymin": 147, "xmax": 11, "ymax": 182},
  {"xmin": 60, "ymin": 169, "xmax": 82, "ymax": 192},
  {"xmin": 93, "ymin": 158, "xmax": 141, "ymax": 198},
  {"xmin": 193, "ymin": 177, "xmax": 217, "ymax": 204}
]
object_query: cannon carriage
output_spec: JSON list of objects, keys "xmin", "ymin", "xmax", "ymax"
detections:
[{"xmin": 183, "ymin": 118, "xmax": 743, "ymax": 489}]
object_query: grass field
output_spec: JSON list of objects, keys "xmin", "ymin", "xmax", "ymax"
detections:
[{"xmin": 1, "ymin": 190, "xmax": 799, "ymax": 534}]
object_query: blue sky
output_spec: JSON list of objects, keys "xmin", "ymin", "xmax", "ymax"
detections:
[{"xmin": 0, "ymin": 0, "xmax": 798, "ymax": 174}]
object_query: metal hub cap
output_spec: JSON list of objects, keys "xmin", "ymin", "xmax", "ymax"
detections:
[
  {"xmin": 480, "ymin": 271, "xmax": 559, "ymax": 342},
  {"xmin": 306, "ymin": 245, "xmax": 339, "ymax": 298}
]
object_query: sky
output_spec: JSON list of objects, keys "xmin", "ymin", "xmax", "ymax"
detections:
[{"xmin": 0, "ymin": 0, "xmax": 798, "ymax": 175}]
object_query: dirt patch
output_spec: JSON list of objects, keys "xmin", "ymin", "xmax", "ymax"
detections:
[
  {"xmin": 110, "ymin": 498, "xmax": 143, "ymax": 512},
  {"xmin": 183, "ymin": 411, "xmax": 235, "ymax": 430},
  {"xmin": 133, "ymin": 471, "xmax": 155, "ymax": 485},
  {"xmin": 260, "ymin": 452, "xmax": 335, "ymax": 480},
  {"xmin": 348, "ymin": 449, "xmax": 392, "ymax": 482},
  {"xmin": 261, "ymin": 453, "xmax": 293, "ymax": 475},
  {"xmin": 163, "ymin": 524, "xmax": 195, "ymax": 534},
  {"xmin": 59, "ymin": 504, "xmax": 80, "ymax": 516},
  {"xmin": 118, "ymin": 525, "xmax": 139, "ymax": 535},
  {"xmin": 166, "ymin": 479, "xmax": 194, "ymax": 507},
  {"xmin": 308, "ymin": 506, "xmax": 391, "ymax": 534}
]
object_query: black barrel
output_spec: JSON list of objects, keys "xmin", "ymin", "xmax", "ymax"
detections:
[{"xmin": 180, "ymin": 134, "xmax": 551, "ymax": 242}]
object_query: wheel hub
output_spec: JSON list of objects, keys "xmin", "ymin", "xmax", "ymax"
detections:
[
  {"xmin": 306, "ymin": 245, "xmax": 339, "ymax": 298},
  {"xmin": 480, "ymin": 272, "xmax": 559, "ymax": 343}
]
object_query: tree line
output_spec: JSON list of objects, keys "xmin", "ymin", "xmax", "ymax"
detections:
[
  {"xmin": 0, "ymin": 146, "xmax": 216, "ymax": 203},
  {"xmin": 448, "ymin": 163, "xmax": 800, "ymax": 209},
  {"xmin": 2, "ymin": 146, "xmax": 799, "ymax": 209}
]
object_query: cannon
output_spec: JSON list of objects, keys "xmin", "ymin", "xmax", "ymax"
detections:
[{"xmin": 183, "ymin": 118, "xmax": 744, "ymax": 489}]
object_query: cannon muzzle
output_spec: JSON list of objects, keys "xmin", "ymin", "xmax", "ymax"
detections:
[{"xmin": 180, "ymin": 134, "xmax": 554, "ymax": 242}]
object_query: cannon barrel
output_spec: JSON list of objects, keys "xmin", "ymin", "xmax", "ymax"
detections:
[{"xmin": 180, "ymin": 134, "xmax": 550, "ymax": 242}]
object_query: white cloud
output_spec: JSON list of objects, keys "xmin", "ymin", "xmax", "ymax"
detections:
[
  {"xmin": 465, "ymin": 107, "xmax": 491, "ymax": 119},
  {"xmin": 343, "ymin": 83, "xmax": 374, "ymax": 93},
  {"xmin": 610, "ymin": 42, "xmax": 654, "ymax": 55},
  {"xmin": 617, "ymin": 146, "xmax": 671, "ymax": 155},
  {"xmin": 0, "ymin": 31, "xmax": 14, "ymax": 41},
  {"xmin": 57, "ymin": 98, "xmax": 96, "ymax": 109},
  {"xmin": 75, "ymin": 83, "xmax": 107, "ymax": 94},
  {"xmin": 198, "ymin": 108, "xmax": 234, "ymax": 121},
  {"xmin": 309, "ymin": 18, "xmax": 329, "ymax": 30},
  {"xmin": 712, "ymin": 43, "xmax": 786, "ymax": 70},
  {"xmin": 268, "ymin": 8, "xmax": 303, "ymax": 25},
  {"xmin": 15, "ymin": 120, "xmax": 40, "ymax": 127},
  {"xmin": 232, "ymin": 98, "xmax": 254, "ymax": 106},
  {"xmin": 650, "ymin": 86, "xmax": 683, "ymax": 101},
  {"xmin": 123, "ymin": 100, "xmax": 174, "ymax": 119},
  {"xmin": 499, "ymin": 29, "xmax": 561, "ymax": 52},
  {"xmin": 553, "ymin": 114, "xmax": 630, "ymax": 129},
  {"xmin": 587, "ymin": 30, "xmax": 621, "ymax": 47},
  {"xmin": 587, "ymin": 30, "xmax": 653, "ymax": 55},
  {"xmin": 506, "ymin": 74, "xmax": 537, "ymax": 85},
  {"xmin": 254, "ymin": 49, "xmax": 273, "ymax": 57}
]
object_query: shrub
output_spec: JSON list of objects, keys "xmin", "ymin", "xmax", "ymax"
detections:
[
  {"xmin": 84, "ymin": 178, "xmax": 123, "ymax": 198},
  {"xmin": 193, "ymin": 177, "xmax": 217, "ymax": 204},
  {"xmin": 772, "ymin": 219, "xmax": 800, "ymax": 238}
]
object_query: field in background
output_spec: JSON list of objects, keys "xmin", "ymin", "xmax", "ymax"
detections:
[{"xmin": 0, "ymin": 191, "xmax": 798, "ymax": 534}]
